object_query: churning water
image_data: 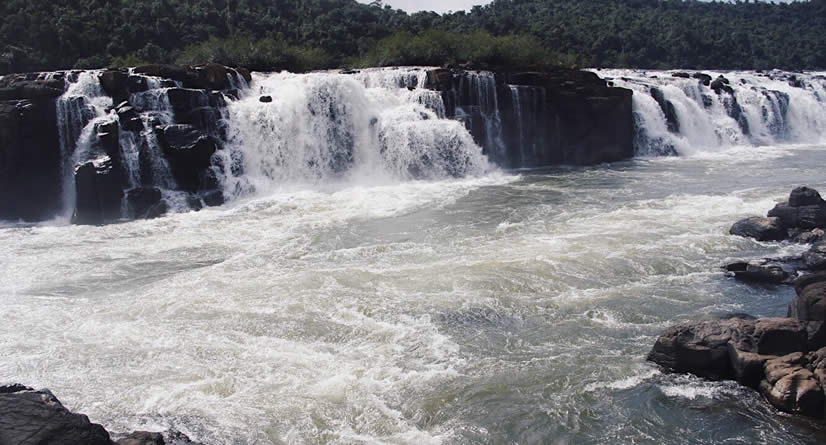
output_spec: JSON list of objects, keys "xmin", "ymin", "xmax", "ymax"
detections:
[{"xmin": 3, "ymin": 67, "xmax": 826, "ymax": 444}]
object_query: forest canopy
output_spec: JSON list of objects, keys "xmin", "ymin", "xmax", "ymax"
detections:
[{"xmin": 1, "ymin": 0, "xmax": 824, "ymax": 74}]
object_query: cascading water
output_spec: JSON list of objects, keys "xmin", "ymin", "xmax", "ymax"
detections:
[
  {"xmin": 599, "ymin": 69, "xmax": 826, "ymax": 155},
  {"xmin": 56, "ymin": 71, "xmax": 113, "ymax": 217},
  {"xmin": 450, "ymin": 72, "xmax": 507, "ymax": 164},
  {"xmin": 218, "ymin": 69, "xmax": 493, "ymax": 199},
  {"xmin": 507, "ymin": 85, "xmax": 546, "ymax": 166}
]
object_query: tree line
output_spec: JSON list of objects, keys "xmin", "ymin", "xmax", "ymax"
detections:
[{"xmin": 1, "ymin": 0, "xmax": 824, "ymax": 75}]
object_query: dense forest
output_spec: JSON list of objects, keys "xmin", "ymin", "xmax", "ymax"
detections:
[{"xmin": 1, "ymin": 0, "xmax": 825, "ymax": 75}]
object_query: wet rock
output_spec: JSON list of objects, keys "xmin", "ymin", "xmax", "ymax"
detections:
[
  {"xmin": 192, "ymin": 63, "xmax": 229, "ymax": 90},
  {"xmin": 671, "ymin": 72, "xmax": 691, "ymax": 79},
  {"xmin": 789, "ymin": 273, "xmax": 826, "ymax": 321},
  {"xmin": 117, "ymin": 431, "xmax": 164, "ymax": 445},
  {"xmin": 759, "ymin": 353, "xmax": 825, "ymax": 417},
  {"xmin": 126, "ymin": 187, "xmax": 168, "ymax": 220},
  {"xmin": 0, "ymin": 385, "xmax": 113, "ymax": 445},
  {"xmin": 793, "ymin": 228, "xmax": 826, "ymax": 244},
  {"xmin": 710, "ymin": 75, "xmax": 734, "ymax": 95},
  {"xmin": 157, "ymin": 124, "xmax": 219, "ymax": 192},
  {"xmin": 803, "ymin": 242, "xmax": 826, "ymax": 270},
  {"xmin": 789, "ymin": 186, "xmax": 825, "ymax": 207},
  {"xmin": 647, "ymin": 317, "xmax": 742, "ymax": 380},
  {"xmin": 259, "ymin": 95, "xmax": 273, "ymax": 103},
  {"xmin": 730, "ymin": 216, "xmax": 786, "ymax": 241},
  {"xmin": 650, "ymin": 87, "xmax": 680, "ymax": 133},
  {"xmin": 72, "ymin": 156, "xmax": 124, "ymax": 225},
  {"xmin": 99, "ymin": 69, "xmax": 129, "ymax": 101},
  {"xmin": 202, "ymin": 190, "xmax": 225, "ymax": 207},
  {"xmin": 425, "ymin": 68, "xmax": 453, "ymax": 91},
  {"xmin": 725, "ymin": 259, "xmax": 789, "ymax": 284},
  {"xmin": 116, "ymin": 102, "xmax": 143, "ymax": 132},
  {"xmin": 693, "ymin": 72, "xmax": 712, "ymax": 86}
]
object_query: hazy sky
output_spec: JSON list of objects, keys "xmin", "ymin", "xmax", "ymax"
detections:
[
  {"xmin": 357, "ymin": 0, "xmax": 491, "ymax": 14},
  {"xmin": 359, "ymin": 0, "xmax": 798, "ymax": 14}
]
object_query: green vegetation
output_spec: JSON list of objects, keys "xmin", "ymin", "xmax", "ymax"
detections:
[{"xmin": 1, "ymin": 0, "xmax": 825, "ymax": 75}]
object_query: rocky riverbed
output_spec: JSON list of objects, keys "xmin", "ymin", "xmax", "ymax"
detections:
[{"xmin": 650, "ymin": 186, "xmax": 826, "ymax": 420}]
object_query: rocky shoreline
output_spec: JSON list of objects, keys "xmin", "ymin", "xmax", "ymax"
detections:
[
  {"xmin": 649, "ymin": 186, "xmax": 826, "ymax": 420},
  {"xmin": 0, "ymin": 384, "xmax": 200, "ymax": 445}
]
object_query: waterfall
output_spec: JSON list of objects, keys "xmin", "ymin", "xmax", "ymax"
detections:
[
  {"xmin": 599, "ymin": 69, "xmax": 826, "ymax": 155},
  {"xmin": 218, "ymin": 69, "xmax": 493, "ymax": 199},
  {"xmin": 56, "ymin": 71, "xmax": 113, "ymax": 217},
  {"xmin": 507, "ymin": 85, "xmax": 546, "ymax": 166},
  {"xmin": 451, "ymin": 72, "xmax": 507, "ymax": 165}
]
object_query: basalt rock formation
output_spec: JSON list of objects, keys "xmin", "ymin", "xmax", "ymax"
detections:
[
  {"xmin": 429, "ymin": 68, "xmax": 634, "ymax": 167},
  {"xmin": 0, "ymin": 65, "xmax": 636, "ymax": 225}
]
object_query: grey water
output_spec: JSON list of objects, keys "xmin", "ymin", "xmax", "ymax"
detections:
[{"xmin": 2, "ymin": 142, "xmax": 826, "ymax": 444}]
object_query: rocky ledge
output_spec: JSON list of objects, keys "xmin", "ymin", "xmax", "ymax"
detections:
[
  {"xmin": 0, "ymin": 384, "xmax": 200, "ymax": 445},
  {"xmin": 649, "ymin": 186, "xmax": 826, "ymax": 419}
]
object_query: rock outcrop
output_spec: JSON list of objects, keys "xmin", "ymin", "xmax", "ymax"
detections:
[
  {"xmin": 0, "ymin": 384, "xmax": 203, "ymax": 445},
  {"xmin": 0, "ymin": 384, "xmax": 113, "ymax": 445},
  {"xmin": 653, "ymin": 189, "xmax": 826, "ymax": 419},
  {"xmin": 0, "ymin": 75, "xmax": 64, "ymax": 221},
  {"xmin": 730, "ymin": 186, "xmax": 826, "ymax": 243},
  {"xmin": 429, "ymin": 67, "xmax": 634, "ymax": 167}
]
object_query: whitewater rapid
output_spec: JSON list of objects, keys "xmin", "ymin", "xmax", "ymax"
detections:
[{"xmin": 2, "ymin": 142, "xmax": 826, "ymax": 444}]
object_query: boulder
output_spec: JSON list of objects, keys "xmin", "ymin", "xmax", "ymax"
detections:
[
  {"xmin": 72, "ymin": 156, "xmax": 124, "ymax": 225},
  {"xmin": 99, "ymin": 69, "xmax": 129, "ymax": 101},
  {"xmin": 157, "ymin": 125, "xmax": 219, "ymax": 192},
  {"xmin": 126, "ymin": 187, "xmax": 168, "ymax": 220},
  {"xmin": 803, "ymin": 242, "xmax": 826, "ymax": 270},
  {"xmin": 259, "ymin": 95, "xmax": 273, "ymax": 103},
  {"xmin": 133, "ymin": 65, "xmax": 193, "ymax": 86},
  {"xmin": 727, "ymin": 318, "xmax": 808, "ymax": 356},
  {"xmin": 729, "ymin": 216, "xmax": 786, "ymax": 241},
  {"xmin": 192, "ymin": 63, "xmax": 229, "ymax": 90},
  {"xmin": 647, "ymin": 317, "xmax": 743, "ymax": 380},
  {"xmin": 789, "ymin": 186, "xmax": 825, "ymax": 207},
  {"xmin": 692, "ymin": 72, "xmax": 712, "ymax": 86},
  {"xmin": 759, "ymin": 353, "xmax": 826, "ymax": 418},
  {"xmin": 724, "ymin": 259, "xmax": 789, "ymax": 284},
  {"xmin": 0, "ymin": 385, "xmax": 113, "ymax": 445},
  {"xmin": 710, "ymin": 75, "xmax": 734, "ymax": 95},
  {"xmin": 789, "ymin": 275, "xmax": 826, "ymax": 321},
  {"xmin": 671, "ymin": 72, "xmax": 691, "ymax": 79}
]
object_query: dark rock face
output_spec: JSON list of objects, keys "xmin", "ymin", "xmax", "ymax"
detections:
[
  {"xmin": 157, "ymin": 124, "xmax": 219, "ymax": 192},
  {"xmin": 710, "ymin": 75, "xmax": 734, "ymax": 95},
  {"xmin": 72, "ymin": 156, "xmax": 125, "ymax": 225},
  {"xmin": 126, "ymin": 187, "xmax": 168, "ymax": 220},
  {"xmin": 767, "ymin": 186, "xmax": 826, "ymax": 233},
  {"xmin": 0, "ymin": 98, "xmax": 63, "ymax": 221},
  {"xmin": 433, "ymin": 68, "xmax": 634, "ymax": 167},
  {"xmin": 693, "ymin": 72, "xmax": 712, "ymax": 86},
  {"xmin": 730, "ymin": 216, "xmax": 786, "ymax": 241},
  {"xmin": 0, "ymin": 385, "xmax": 113, "ymax": 445}
]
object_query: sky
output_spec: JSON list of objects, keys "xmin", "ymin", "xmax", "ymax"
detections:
[
  {"xmin": 357, "ymin": 0, "xmax": 491, "ymax": 14},
  {"xmin": 359, "ymin": 0, "xmax": 799, "ymax": 14}
]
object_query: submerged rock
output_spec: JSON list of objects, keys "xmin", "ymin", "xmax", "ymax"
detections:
[
  {"xmin": 126, "ymin": 187, "xmax": 168, "ymax": 220},
  {"xmin": 725, "ymin": 259, "xmax": 790, "ymax": 284}
]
